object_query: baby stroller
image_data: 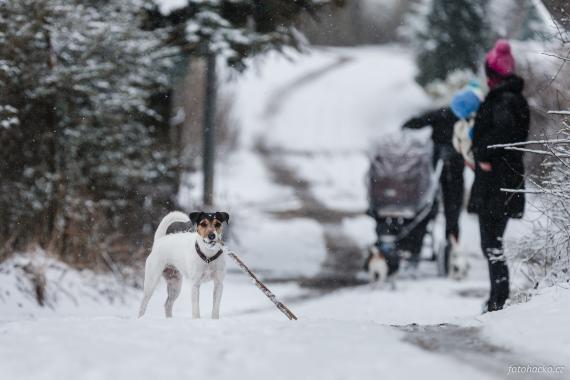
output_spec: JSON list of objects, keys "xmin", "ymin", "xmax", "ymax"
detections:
[{"xmin": 365, "ymin": 131, "xmax": 447, "ymax": 276}]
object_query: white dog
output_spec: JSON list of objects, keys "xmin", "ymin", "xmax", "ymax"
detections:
[
  {"xmin": 138, "ymin": 211, "xmax": 229, "ymax": 319},
  {"xmin": 448, "ymin": 236, "xmax": 470, "ymax": 281},
  {"xmin": 367, "ymin": 245, "xmax": 389, "ymax": 288}
]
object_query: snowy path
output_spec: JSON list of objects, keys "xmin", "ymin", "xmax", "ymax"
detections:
[
  {"xmin": 0, "ymin": 318, "xmax": 504, "ymax": 380},
  {"xmin": 2, "ymin": 46, "xmax": 570, "ymax": 380}
]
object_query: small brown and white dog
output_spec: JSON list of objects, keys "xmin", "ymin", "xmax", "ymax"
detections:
[
  {"xmin": 448, "ymin": 236, "xmax": 469, "ymax": 281},
  {"xmin": 367, "ymin": 245, "xmax": 389, "ymax": 288},
  {"xmin": 138, "ymin": 211, "xmax": 229, "ymax": 319}
]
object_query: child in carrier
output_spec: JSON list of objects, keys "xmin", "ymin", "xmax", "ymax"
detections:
[{"xmin": 451, "ymin": 81, "xmax": 484, "ymax": 169}]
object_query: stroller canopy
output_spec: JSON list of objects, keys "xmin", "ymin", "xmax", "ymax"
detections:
[{"xmin": 368, "ymin": 131, "xmax": 436, "ymax": 218}]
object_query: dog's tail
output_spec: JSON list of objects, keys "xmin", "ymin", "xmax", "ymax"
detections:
[{"xmin": 154, "ymin": 211, "xmax": 190, "ymax": 241}]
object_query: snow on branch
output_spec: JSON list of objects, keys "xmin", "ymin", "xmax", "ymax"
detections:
[
  {"xmin": 153, "ymin": 0, "xmax": 189, "ymax": 16},
  {"xmin": 488, "ymin": 139, "xmax": 570, "ymax": 149},
  {"xmin": 499, "ymin": 111, "xmax": 570, "ymax": 286},
  {"xmin": 502, "ymin": 146, "xmax": 570, "ymax": 157}
]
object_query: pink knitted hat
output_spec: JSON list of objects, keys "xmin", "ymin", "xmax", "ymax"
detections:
[{"xmin": 485, "ymin": 39, "xmax": 515, "ymax": 77}]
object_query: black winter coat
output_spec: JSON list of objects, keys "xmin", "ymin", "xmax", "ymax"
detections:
[
  {"xmin": 402, "ymin": 107, "xmax": 458, "ymax": 145},
  {"xmin": 468, "ymin": 75, "xmax": 530, "ymax": 218}
]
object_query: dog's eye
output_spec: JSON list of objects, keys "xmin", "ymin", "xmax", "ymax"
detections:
[
  {"xmin": 199, "ymin": 222, "xmax": 208, "ymax": 227},
  {"xmin": 214, "ymin": 222, "xmax": 222, "ymax": 228}
]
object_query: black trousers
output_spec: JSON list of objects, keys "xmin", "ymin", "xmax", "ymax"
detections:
[
  {"xmin": 434, "ymin": 145, "xmax": 464, "ymax": 239},
  {"xmin": 479, "ymin": 213, "xmax": 510, "ymax": 310}
]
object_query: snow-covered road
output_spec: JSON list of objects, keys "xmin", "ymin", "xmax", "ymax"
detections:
[
  {"xmin": 2, "ymin": 46, "xmax": 570, "ymax": 380},
  {"xmin": 2, "ymin": 272, "xmax": 569, "ymax": 380},
  {"xmin": 0, "ymin": 318, "xmax": 501, "ymax": 380}
]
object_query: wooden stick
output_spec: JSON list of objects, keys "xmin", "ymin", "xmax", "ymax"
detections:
[{"xmin": 227, "ymin": 251, "xmax": 298, "ymax": 320}]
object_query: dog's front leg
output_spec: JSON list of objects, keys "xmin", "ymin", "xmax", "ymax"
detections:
[
  {"xmin": 191, "ymin": 283, "xmax": 201, "ymax": 319},
  {"xmin": 212, "ymin": 278, "xmax": 223, "ymax": 319}
]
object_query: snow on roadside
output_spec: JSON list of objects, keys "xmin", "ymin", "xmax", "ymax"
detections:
[
  {"xmin": 0, "ymin": 250, "xmax": 309, "ymax": 321},
  {"xmin": 0, "ymin": 250, "xmax": 139, "ymax": 321},
  {"xmin": 479, "ymin": 285, "xmax": 570, "ymax": 368}
]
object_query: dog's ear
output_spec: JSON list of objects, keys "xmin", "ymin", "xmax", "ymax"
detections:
[
  {"xmin": 189, "ymin": 212, "xmax": 203, "ymax": 225},
  {"xmin": 215, "ymin": 212, "xmax": 230, "ymax": 224}
]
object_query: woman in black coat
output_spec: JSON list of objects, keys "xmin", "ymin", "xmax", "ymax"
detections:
[{"xmin": 469, "ymin": 40, "xmax": 530, "ymax": 312}]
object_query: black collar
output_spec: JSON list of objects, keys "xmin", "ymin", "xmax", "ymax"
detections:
[{"xmin": 195, "ymin": 241, "xmax": 223, "ymax": 264}]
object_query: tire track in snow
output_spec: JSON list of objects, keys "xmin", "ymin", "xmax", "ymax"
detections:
[
  {"xmin": 397, "ymin": 323, "xmax": 566, "ymax": 380},
  {"xmin": 255, "ymin": 52, "xmax": 367, "ymax": 289},
  {"xmin": 262, "ymin": 53, "xmax": 353, "ymax": 120},
  {"xmin": 255, "ymin": 145, "xmax": 365, "ymax": 289}
]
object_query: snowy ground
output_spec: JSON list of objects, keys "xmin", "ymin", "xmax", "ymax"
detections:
[{"xmin": 2, "ymin": 46, "xmax": 569, "ymax": 380}]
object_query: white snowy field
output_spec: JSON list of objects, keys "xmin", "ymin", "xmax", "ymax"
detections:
[
  {"xmin": 2, "ymin": 45, "xmax": 570, "ymax": 380},
  {"xmin": 1, "ymin": 254, "xmax": 569, "ymax": 380}
]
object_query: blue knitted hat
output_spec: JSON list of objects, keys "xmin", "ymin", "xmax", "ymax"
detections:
[
  {"xmin": 451, "ymin": 90, "xmax": 481, "ymax": 119},
  {"xmin": 465, "ymin": 79, "xmax": 484, "ymax": 100}
]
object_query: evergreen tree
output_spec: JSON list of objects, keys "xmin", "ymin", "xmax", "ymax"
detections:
[
  {"xmin": 147, "ymin": 0, "xmax": 327, "ymax": 70},
  {"xmin": 415, "ymin": 0, "xmax": 489, "ymax": 86},
  {"xmin": 0, "ymin": 0, "xmax": 178, "ymax": 263}
]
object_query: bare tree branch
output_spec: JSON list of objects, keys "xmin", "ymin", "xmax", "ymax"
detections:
[{"xmin": 542, "ymin": 52, "xmax": 570, "ymax": 62}]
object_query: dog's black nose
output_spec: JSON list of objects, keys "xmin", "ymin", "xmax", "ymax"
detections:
[{"xmin": 208, "ymin": 232, "xmax": 216, "ymax": 241}]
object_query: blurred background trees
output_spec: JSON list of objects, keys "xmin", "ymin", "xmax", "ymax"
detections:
[
  {"xmin": 413, "ymin": 0, "xmax": 490, "ymax": 86},
  {"xmin": 0, "ymin": 0, "xmax": 328, "ymax": 267},
  {"xmin": 0, "ymin": 0, "xmax": 179, "ymax": 266}
]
